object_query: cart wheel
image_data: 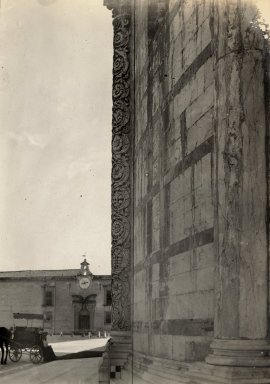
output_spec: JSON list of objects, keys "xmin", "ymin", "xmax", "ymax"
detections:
[
  {"xmin": 9, "ymin": 347, "xmax": 22, "ymax": 362},
  {"xmin": 30, "ymin": 345, "xmax": 43, "ymax": 364}
]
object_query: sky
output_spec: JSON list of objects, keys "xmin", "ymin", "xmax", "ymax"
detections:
[
  {"xmin": 0, "ymin": 0, "xmax": 269, "ymax": 275},
  {"xmin": 256, "ymin": 0, "xmax": 270, "ymax": 25},
  {"xmin": 0, "ymin": 0, "xmax": 113, "ymax": 274}
]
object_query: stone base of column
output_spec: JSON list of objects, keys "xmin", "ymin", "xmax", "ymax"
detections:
[
  {"xmin": 185, "ymin": 362, "xmax": 270, "ymax": 384},
  {"xmin": 205, "ymin": 339, "xmax": 270, "ymax": 367},
  {"xmin": 98, "ymin": 350, "xmax": 111, "ymax": 384},
  {"xmin": 99, "ymin": 332, "xmax": 132, "ymax": 383},
  {"xmin": 109, "ymin": 331, "xmax": 132, "ymax": 379}
]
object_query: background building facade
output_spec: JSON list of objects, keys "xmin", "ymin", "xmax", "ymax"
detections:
[{"xmin": 0, "ymin": 259, "xmax": 112, "ymax": 334}]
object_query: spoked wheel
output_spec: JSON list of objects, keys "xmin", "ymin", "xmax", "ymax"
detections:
[
  {"xmin": 9, "ymin": 346, "xmax": 22, "ymax": 362},
  {"xmin": 30, "ymin": 345, "xmax": 43, "ymax": 364}
]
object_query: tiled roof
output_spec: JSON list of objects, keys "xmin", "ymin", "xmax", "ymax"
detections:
[
  {"xmin": 0, "ymin": 269, "xmax": 80, "ymax": 278},
  {"xmin": 0, "ymin": 269, "xmax": 111, "ymax": 279}
]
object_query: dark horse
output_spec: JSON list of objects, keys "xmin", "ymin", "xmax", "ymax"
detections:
[{"xmin": 0, "ymin": 327, "xmax": 11, "ymax": 364}]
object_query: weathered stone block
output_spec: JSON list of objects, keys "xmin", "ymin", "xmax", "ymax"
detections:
[
  {"xmin": 151, "ymin": 282, "xmax": 160, "ymax": 300},
  {"xmin": 200, "ymin": 17, "xmax": 212, "ymax": 54},
  {"xmin": 197, "ymin": 0, "xmax": 211, "ymax": 27},
  {"xmin": 190, "ymin": 290, "xmax": 214, "ymax": 319},
  {"xmin": 196, "ymin": 243, "xmax": 214, "ymax": 269},
  {"xmin": 152, "ymin": 194, "xmax": 160, "ymax": 252},
  {"xmin": 185, "ymin": 338, "xmax": 211, "ymax": 361},
  {"xmin": 152, "ymin": 263, "xmax": 160, "ymax": 282},
  {"xmin": 168, "ymin": 271, "xmax": 195, "ymax": 295},
  {"xmin": 172, "ymin": 335, "xmax": 187, "ymax": 361},
  {"xmin": 204, "ymin": 58, "xmax": 214, "ymax": 90},
  {"xmin": 186, "ymin": 104, "xmax": 213, "ymax": 155},
  {"xmin": 170, "ymin": 9, "xmax": 182, "ymax": 43},
  {"xmin": 133, "ymin": 332, "xmax": 148, "ymax": 354},
  {"xmin": 183, "ymin": 36, "xmax": 197, "ymax": 70},
  {"xmin": 190, "ymin": 64, "xmax": 205, "ymax": 102},
  {"xmin": 167, "ymin": 293, "xmax": 193, "ymax": 320},
  {"xmin": 199, "ymin": 198, "xmax": 214, "ymax": 230},
  {"xmin": 186, "ymin": 83, "xmax": 214, "ymax": 130},
  {"xmin": 183, "ymin": 11, "xmax": 196, "ymax": 49},
  {"xmin": 183, "ymin": 0, "xmax": 194, "ymax": 24},
  {"xmin": 168, "ymin": 251, "xmax": 191, "ymax": 277},
  {"xmin": 172, "ymin": 31, "xmax": 183, "ymax": 79},
  {"xmin": 196, "ymin": 266, "xmax": 214, "ymax": 292}
]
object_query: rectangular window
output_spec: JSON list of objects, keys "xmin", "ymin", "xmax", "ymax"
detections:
[
  {"xmin": 105, "ymin": 311, "xmax": 111, "ymax": 324},
  {"xmin": 44, "ymin": 311, "xmax": 52, "ymax": 330},
  {"xmin": 44, "ymin": 311, "xmax": 52, "ymax": 322},
  {"xmin": 106, "ymin": 290, "xmax": 112, "ymax": 306},
  {"xmin": 44, "ymin": 291, "xmax": 53, "ymax": 306}
]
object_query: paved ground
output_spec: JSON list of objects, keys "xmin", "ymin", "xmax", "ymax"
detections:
[
  {"xmin": 0, "ymin": 358, "xmax": 102, "ymax": 384},
  {"xmin": 0, "ymin": 338, "xmax": 108, "ymax": 384}
]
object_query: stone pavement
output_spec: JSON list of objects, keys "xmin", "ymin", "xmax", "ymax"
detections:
[{"xmin": 0, "ymin": 357, "xmax": 102, "ymax": 384}]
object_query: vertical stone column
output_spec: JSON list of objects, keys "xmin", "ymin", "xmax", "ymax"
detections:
[
  {"xmin": 206, "ymin": 0, "xmax": 270, "ymax": 374},
  {"xmin": 102, "ymin": 1, "xmax": 132, "ymax": 380}
]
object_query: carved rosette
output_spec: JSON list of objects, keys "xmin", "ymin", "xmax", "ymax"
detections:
[{"xmin": 109, "ymin": 5, "xmax": 131, "ymax": 332}]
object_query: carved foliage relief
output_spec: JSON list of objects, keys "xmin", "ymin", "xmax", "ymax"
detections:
[{"xmin": 110, "ymin": 3, "xmax": 132, "ymax": 331}]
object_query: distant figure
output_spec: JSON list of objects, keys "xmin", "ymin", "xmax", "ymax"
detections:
[
  {"xmin": 88, "ymin": 331, "xmax": 91, "ymax": 339},
  {"xmin": 0, "ymin": 327, "xmax": 11, "ymax": 364},
  {"xmin": 43, "ymin": 337, "xmax": 48, "ymax": 348},
  {"xmin": 60, "ymin": 331, "xmax": 63, "ymax": 337},
  {"xmin": 41, "ymin": 332, "xmax": 56, "ymax": 363},
  {"xmin": 104, "ymin": 331, "xmax": 107, "ymax": 338},
  {"xmin": 98, "ymin": 331, "xmax": 101, "ymax": 338}
]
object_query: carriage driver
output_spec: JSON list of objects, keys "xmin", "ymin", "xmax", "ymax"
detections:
[
  {"xmin": 9, "ymin": 327, "xmax": 14, "ymax": 339},
  {"xmin": 41, "ymin": 332, "xmax": 48, "ymax": 348},
  {"xmin": 39, "ymin": 331, "xmax": 57, "ymax": 362}
]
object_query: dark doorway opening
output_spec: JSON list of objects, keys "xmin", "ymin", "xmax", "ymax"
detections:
[{"xmin": 79, "ymin": 313, "xmax": 90, "ymax": 330}]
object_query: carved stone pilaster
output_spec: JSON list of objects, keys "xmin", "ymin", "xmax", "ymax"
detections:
[
  {"xmin": 99, "ymin": 4, "xmax": 132, "ymax": 382},
  {"xmin": 106, "ymin": 0, "xmax": 132, "ymax": 333}
]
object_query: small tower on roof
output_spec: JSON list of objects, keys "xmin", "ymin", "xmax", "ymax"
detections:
[{"xmin": 80, "ymin": 257, "xmax": 91, "ymax": 276}]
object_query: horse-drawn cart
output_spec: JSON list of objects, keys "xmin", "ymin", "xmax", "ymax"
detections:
[{"xmin": 9, "ymin": 327, "xmax": 46, "ymax": 364}]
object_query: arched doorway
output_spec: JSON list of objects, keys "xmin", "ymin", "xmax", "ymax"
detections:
[
  {"xmin": 78, "ymin": 308, "xmax": 90, "ymax": 330},
  {"xmin": 72, "ymin": 295, "xmax": 96, "ymax": 333}
]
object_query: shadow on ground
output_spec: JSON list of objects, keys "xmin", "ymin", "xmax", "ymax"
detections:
[
  {"xmin": 57, "ymin": 349, "xmax": 103, "ymax": 360},
  {"xmin": 43, "ymin": 345, "xmax": 105, "ymax": 363}
]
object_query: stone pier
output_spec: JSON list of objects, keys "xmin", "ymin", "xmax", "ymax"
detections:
[
  {"xmin": 100, "ymin": 0, "xmax": 270, "ymax": 382},
  {"xmin": 196, "ymin": 1, "xmax": 270, "ymax": 382}
]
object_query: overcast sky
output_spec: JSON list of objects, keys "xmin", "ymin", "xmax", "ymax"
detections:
[
  {"xmin": 0, "ymin": 0, "xmax": 113, "ymax": 274},
  {"xmin": 0, "ymin": 0, "xmax": 269, "ymax": 275}
]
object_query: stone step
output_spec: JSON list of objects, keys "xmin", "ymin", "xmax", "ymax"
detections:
[
  {"xmin": 184, "ymin": 363, "xmax": 270, "ymax": 384},
  {"xmin": 132, "ymin": 359, "xmax": 191, "ymax": 384},
  {"xmin": 114, "ymin": 357, "xmax": 270, "ymax": 384},
  {"xmin": 110, "ymin": 353, "xmax": 131, "ymax": 359},
  {"xmin": 110, "ymin": 346, "xmax": 132, "ymax": 352},
  {"xmin": 133, "ymin": 354, "xmax": 189, "ymax": 374},
  {"xmin": 133, "ymin": 366, "xmax": 191, "ymax": 384}
]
